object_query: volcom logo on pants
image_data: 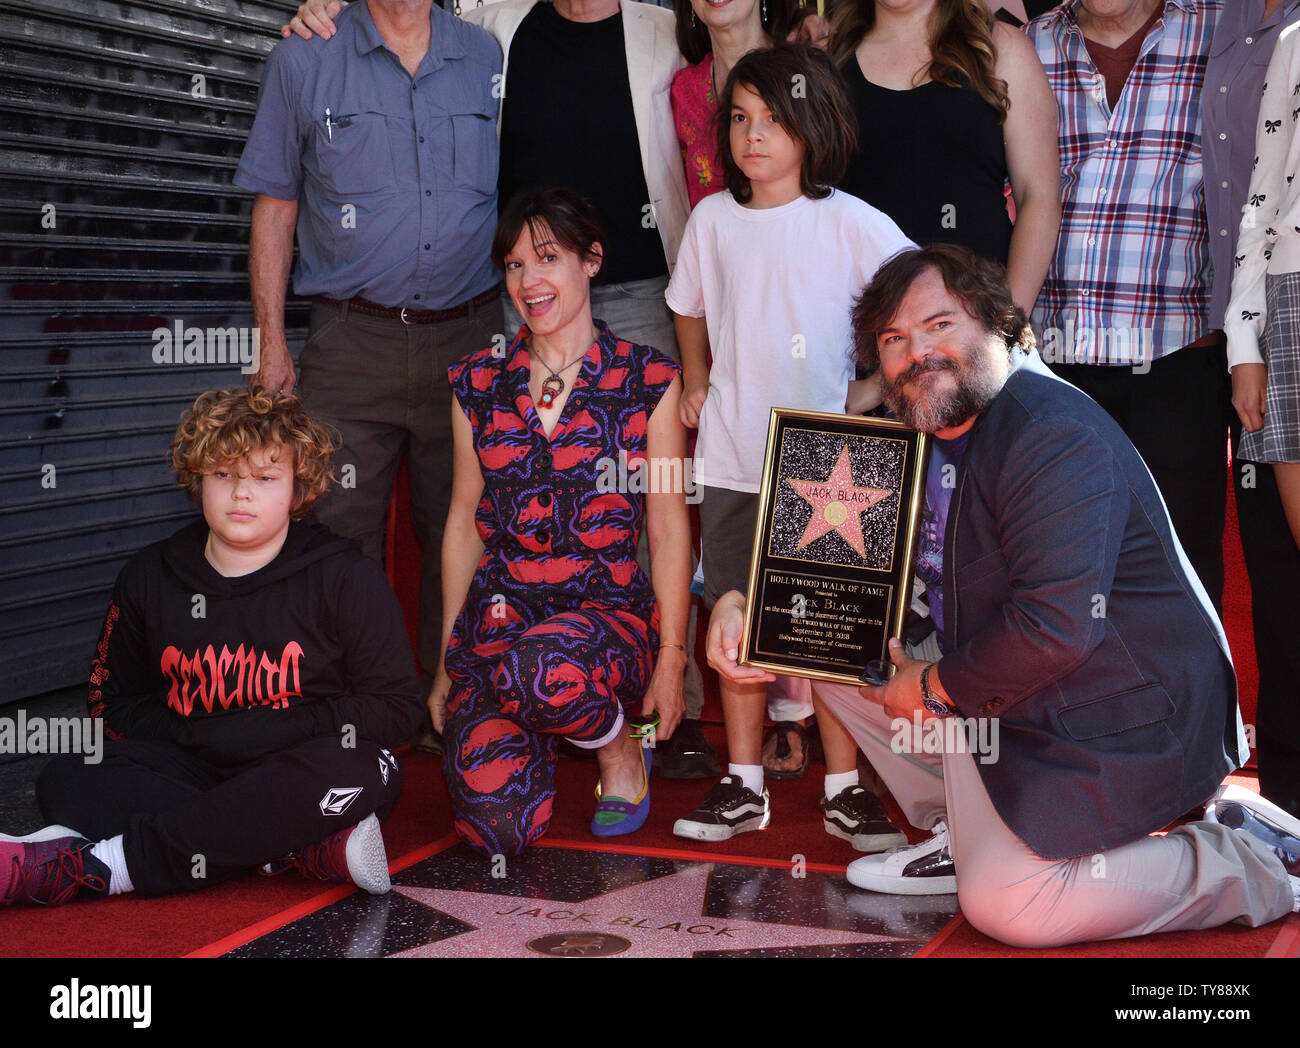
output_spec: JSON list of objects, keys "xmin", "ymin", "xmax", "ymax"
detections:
[{"xmin": 319, "ymin": 786, "xmax": 363, "ymax": 816}]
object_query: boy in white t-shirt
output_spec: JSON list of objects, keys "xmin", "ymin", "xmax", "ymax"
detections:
[{"xmin": 666, "ymin": 44, "xmax": 914, "ymax": 846}]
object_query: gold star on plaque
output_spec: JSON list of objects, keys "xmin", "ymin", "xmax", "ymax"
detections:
[{"xmin": 785, "ymin": 446, "xmax": 892, "ymax": 559}]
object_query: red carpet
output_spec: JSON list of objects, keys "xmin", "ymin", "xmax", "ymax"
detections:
[
  {"xmin": 1, "ymin": 736, "xmax": 1293, "ymax": 958},
  {"xmin": 925, "ymin": 914, "xmax": 1297, "ymax": 959},
  {"xmin": 0, "ymin": 460, "xmax": 1279, "ymax": 958}
]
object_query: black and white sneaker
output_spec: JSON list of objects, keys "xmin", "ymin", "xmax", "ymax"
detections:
[
  {"xmin": 672, "ymin": 775, "xmax": 771, "ymax": 841},
  {"xmin": 845, "ymin": 820, "xmax": 957, "ymax": 895},
  {"xmin": 820, "ymin": 786, "xmax": 908, "ymax": 853}
]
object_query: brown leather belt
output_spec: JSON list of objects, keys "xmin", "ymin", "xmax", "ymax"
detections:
[{"xmin": 315, "ymin": 286, "xmax": 499, "ymax": 325}]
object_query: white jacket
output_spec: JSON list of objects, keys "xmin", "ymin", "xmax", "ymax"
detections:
[
  {"xmin": 1225, "ymin": 17, "xmax": 1300, "ymax": 369},
  {"xmin": 461, "ymin": 0, "xmax": 690, "ymax": 271}
]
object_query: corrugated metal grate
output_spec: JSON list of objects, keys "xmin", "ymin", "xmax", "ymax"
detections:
[{"xmin": 0, "ymin": 0, "xmax": 309, "ymax": 700}]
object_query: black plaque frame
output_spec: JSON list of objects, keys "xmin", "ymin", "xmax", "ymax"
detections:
[{"xmin": 739, "ymin": 408, "xmax": 929, "ymax": 685}]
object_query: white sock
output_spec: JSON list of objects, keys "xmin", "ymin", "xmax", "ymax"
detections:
[
  {"xmin": 729, "ymin": 763, "xmax": 764, "ymax": 796},
  {"xmin": 90, "ymin": 835, "xmax": 133, "ymax": 895},
  {"xmin": 824, "ymin": 770, "xmax": 859, "ymax": 799}
]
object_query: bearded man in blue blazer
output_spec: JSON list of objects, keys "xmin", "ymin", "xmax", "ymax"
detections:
[{"xmin": 707, "ymin": 244, "xmax": 1300, "ymax": 948}]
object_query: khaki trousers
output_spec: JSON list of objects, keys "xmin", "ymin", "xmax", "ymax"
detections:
[
  {"xmin": 298, "ymin": 295, "xmax": 504, "ymax": 674},
  {"xmin": 813, "ymin": 679, "xmax": 1294, "ymax": 948}
]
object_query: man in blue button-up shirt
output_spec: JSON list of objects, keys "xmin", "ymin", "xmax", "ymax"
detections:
[{"xmin": 235, "ymin": 0, "xmax": 505, "ymax": 688}]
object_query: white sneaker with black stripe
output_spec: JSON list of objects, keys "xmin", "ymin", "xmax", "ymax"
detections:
[
  {"xmin": 845, "ymin": 820, "xmax": 957, "ymax": 895},
  {"xmin": 672, "ymin": 775, "xmax": 771, "ymax": 841}
]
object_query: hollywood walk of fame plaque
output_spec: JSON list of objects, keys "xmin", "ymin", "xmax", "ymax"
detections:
[{"xmin": 740, "ymin": 408, "xmax": 928, "ymax": 685}]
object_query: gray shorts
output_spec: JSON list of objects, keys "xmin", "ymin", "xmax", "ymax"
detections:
[{"xmin": 698, "ymin": 485, "xmax": 760, "ymax": 609}]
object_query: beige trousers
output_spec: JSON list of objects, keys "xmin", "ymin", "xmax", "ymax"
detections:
[{"xmin": 813, "ymin": 679, "xmax": 1294, "ymax": 948}]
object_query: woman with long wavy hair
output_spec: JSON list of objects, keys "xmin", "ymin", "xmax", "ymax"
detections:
[{"xmin": 830, "ymin": 0, "xmax": 1059, "ymax": 313}]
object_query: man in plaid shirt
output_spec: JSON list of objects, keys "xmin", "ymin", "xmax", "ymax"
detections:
[{"xmin": 1027, "ymin": 0, "xmax": 1229, "ymax": 610}]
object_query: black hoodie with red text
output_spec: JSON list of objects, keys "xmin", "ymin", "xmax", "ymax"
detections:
[{"xmin": 88, "ymin": 519, "xmax": 424, "ymax": 766}]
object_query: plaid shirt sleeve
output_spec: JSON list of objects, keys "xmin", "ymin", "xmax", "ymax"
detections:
[{"xmin": 1028, "ymin": 0, "xmax": 1223, "ymax": 366}]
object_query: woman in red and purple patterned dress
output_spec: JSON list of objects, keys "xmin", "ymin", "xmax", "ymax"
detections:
[{"xmin": 429, "ymin": 187, "xmax": 692, "ymax": 857}]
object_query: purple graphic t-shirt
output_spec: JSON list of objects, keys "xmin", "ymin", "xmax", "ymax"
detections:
[{"xmin": 914, "ymin": 430, "xmax": 971, "ymax": 650}]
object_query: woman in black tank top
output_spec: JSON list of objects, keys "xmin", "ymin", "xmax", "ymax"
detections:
[
  {"xmin": 829, "ymin": 0, "xmax": 1060, "ymax": 314},
  {"xmin": 842, "ymin": 66, "xmax": 1012, "ymax": 262}
]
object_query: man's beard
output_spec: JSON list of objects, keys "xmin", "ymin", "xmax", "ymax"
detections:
[{"xmin": 880, "ymin": 343, "xmax": 1006, "ymax": 434}]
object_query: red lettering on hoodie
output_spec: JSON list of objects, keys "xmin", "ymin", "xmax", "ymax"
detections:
[{"xmin": 161, "ymin": 642, "xmax": 304, "ymax": 715}]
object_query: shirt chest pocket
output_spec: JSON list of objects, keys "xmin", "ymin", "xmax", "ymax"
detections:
[
  {"xmin": 1248, "ymin": 39, "xmax": 1274, "ymax": 72},
  {"xmin": 450, "ymin": 104, "xmax": 499, "ymax": 196},
  {"xmin": 1122, "ymin": 71, "xmax": 1199, "ymax": 161},
  {"xmin": 310, "ymin": 111, "xmax": 396, "ymax": 196}
]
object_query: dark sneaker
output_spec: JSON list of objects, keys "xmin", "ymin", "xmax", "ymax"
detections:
[
  {"xmin": 1, "ymin": 827, "xmax": 109, "ymax": 906},
  {"xmin": 1205, "ymin": 784, "xmax": 1300, "ymax": 874},
  {"xmin": 261, "ymin": 813, "xmax": 391, "ymax": 895},
  {"xmin": 410, "ymin": 726, "xmax": 443, "ymax": 758},
  {"xmin": 655, "ymin": 719, "xmax": 722, "ymax": 780},
  {"xmin": 846, "ymin": 821, "xmax": 957, "ymax": 895},
  {"xmin": 820, "ymin": 785, "xmax": 908, "ymax": 853},
  {"xmin": 672, "ymin": 775, "xmax": 770, "ymax": 842}
]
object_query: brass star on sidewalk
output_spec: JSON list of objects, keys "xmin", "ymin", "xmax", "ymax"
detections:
[{"xmin": 785, "ymin": 446, "xmax": 892, "ymax": 559}]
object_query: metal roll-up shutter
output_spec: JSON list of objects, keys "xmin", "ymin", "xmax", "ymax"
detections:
[{"xmin": 0, "ymin": 0, "xmax": 306, "ymax": 701}]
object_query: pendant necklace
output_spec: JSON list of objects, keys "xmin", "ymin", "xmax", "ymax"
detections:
[{"xmin": 530, "ymin": 342, "xmax": 589, "ymax": 409}]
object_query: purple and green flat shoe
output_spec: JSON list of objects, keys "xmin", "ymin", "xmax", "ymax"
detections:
[{"xmin": 591, "ymin": 742, "xmax": 652, "ymax": 838}]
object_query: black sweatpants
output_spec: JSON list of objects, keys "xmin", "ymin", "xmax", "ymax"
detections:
[
  {"xmin": 35, "ymin": 735, "xmax": 402, "ymax": 898},
  {"xmin": 1231, "ymin": 421, "xmax": 1300, "ymax": 814}
]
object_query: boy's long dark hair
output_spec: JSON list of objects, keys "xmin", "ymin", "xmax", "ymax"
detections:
[{"xmin": 716, "ymin": 44, "xmax": 858, "ymax": 205}]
